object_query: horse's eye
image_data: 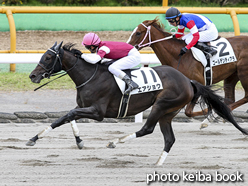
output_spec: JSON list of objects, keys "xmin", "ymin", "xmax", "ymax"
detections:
[
  {"xmin": 136, "ymin": 32, "xmax": 141, "ymax": 36},
  {"xmin": 45, "ymin": 56, "xmax": 51, "ymax": 60}
]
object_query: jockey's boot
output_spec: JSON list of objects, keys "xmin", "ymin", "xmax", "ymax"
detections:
[
  {"xmin": 122, "ymin": 75, "xmax": 139, "ymax": 95},
  {"xmin": 195, "ymin": 42, "xmax": 217, "ymax": 59}
]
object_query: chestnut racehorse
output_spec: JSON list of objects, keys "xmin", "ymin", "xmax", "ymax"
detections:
[{"xmin": 127, "ymin": 18, "xmax": 248, "ymax": 118}]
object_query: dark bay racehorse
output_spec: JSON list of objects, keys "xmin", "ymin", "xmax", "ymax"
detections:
[
  {"xmin": 127, "ymin": 18, "xmax": 248, "ymax": 118},
  {"xmin": 26, "ymin": 42, "xmax": 248, "ymax": 165}
]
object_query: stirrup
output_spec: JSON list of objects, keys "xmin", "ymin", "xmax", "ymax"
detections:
[
  {"xmin": 208, "ymin": 49, "xmax": 217, "ymax": 56},
  {"xmin": 124, "ymin": 83, "xmax": 138, "ymax": 95},
  {"xmin": 205, "ymin": 50, "xmax": 217, "ymax": 59}
]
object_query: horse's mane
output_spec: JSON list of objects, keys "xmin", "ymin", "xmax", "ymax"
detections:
[
  {"xmin": 149, "ymin": 17, "xmax": 184, "ymax": 45},
  {"xmin": 63, "ymin": 43, "xmax": 82, "ymax": 57},
  {"xmin": 149, "ymin": 17, "xmax": 170, "ymax": 37}
]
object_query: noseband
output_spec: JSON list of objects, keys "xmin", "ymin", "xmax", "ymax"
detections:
[{"xmin": 137, "ymin": 23, "xmax": 173, "ymax": 49}]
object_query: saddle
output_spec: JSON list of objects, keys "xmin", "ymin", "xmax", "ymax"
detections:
[
  {"xmin": 191, "ymin": 37, "xmax": 237, "ymax": 86},
  {"xmin": 114, "ymin": 67, "xmax": 163, "ymax": 118}
]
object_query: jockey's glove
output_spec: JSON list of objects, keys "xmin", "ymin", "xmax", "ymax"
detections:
[{"xmin": 179, "ymin": 47, "xmax": 188, "ymax": 56}]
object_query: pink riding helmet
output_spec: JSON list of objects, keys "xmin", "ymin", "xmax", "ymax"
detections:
[{"xmin": 82, "ymin": 33, "xmax": 101, "ymax": 46}]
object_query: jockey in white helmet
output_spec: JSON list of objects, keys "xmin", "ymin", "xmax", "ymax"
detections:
[{"xmin": 81, "ymin": 32, "xmax": 141, "ymax": 95}]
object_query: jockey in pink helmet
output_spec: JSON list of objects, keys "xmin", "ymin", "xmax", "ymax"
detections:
[
  {"xmin": 81, "ymin": 32, "xmax": 141, "ymax": 95},
  {"xmin": 82, "ymin": 32, "xmax": 101, "ymax": 53}
]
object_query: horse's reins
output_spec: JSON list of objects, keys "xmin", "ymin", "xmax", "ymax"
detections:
[
  {"xmin": 75, "ymin": 64, "xmax": 98, "ymax": 89},
  {"xmin": 137, "ymin": 23, "xmax": 173, "ymax": 48},
  {"xmin": 35, "ymin": 48, "xmax": 98, "ymax": 91},
  {"xmin": 138, "ymin": 23, "xmax": 183, "ymax": 69},
  {"xmin": 34, "ymin": 71, "xmax": 68, "ymax": 91}
]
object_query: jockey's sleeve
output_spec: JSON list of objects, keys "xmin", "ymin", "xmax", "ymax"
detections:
[
  {"xmin": 185, "ymin": 20, "xmax": 200, "ymax": 49},
  {"xmin": 97, "ymin": 46, "xmax": 110, "ymax": 58},
  {"xmin": 81, "ymin": 53, "xmax": 102, "ymax": 64},
  {"xmin": 175, "ymin": 25, "xmax": 185, "ymax": 38}
]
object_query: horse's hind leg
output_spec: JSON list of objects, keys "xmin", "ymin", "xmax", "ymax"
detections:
[
  {"xmin": 107, "ymin": 106, "xmax": 179, "ymax": 166},
  {"xmin": 156, "ymin": 113, "xmax": 176, "ymax": 166},
  {"xmin": 107, "ymin": 105, "xmax": 163, "ymax": 148}
]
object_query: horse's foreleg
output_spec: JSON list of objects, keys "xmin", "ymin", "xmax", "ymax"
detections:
[
  {"xmin": 202, "ymin": 73, "xmax": 237, "ymax": 129},
  {"xmin": 223, "ymin": 72, "xmax": 238, "ymax": 105},
  {"xmin": 26, "ymin": 125, "xmax": 52, "ymax": 146},
  {"xmin": 26, "ymin": 114, "xmax": 73, "ymax": 146},
  {"xmin": 26, "ymin": 105, "xmax": 102, "ymax": 147},
  {"xmin": 185, "ymin": 97, "xmax": 212, "ymax": 129},
  {"xmin": 185, "ymin": 102, "xmax": 209, "ymax": 117},
  {"xmin": 200, "ymin": 110, "xmax": 221, "ymax": 129},
  {"xmin": 70, "ymin": 120, "xmax": 84, "ymax": 149}
]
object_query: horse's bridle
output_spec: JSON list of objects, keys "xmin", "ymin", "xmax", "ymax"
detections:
[
  {"xmin": 35, "ymin": 46, "xmax": 98, "ymax": 91},
  {"xmin": 137, "ymin": 23, "xmax": 173, "ymax": 49},
  {"xmin": 39, "ymin": 48, "xmax": 63, "ymax": 79}
]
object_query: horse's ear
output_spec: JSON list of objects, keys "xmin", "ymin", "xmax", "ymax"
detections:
[
  {"xmin": 54, "ymin": 41, "xmax": 63, "ymax": 52},
  {"xmin": 52, "ymin": 41, "xmax": 57, "ymax": 49}
]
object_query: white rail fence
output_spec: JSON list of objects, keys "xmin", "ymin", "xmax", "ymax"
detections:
[
  {"xmin": 0, "ymin": 53, "xmax": 160, "ymax": 64},
  {"xmin": 0, "ymin": 53, "xmax": 161, "ymax": 123}
]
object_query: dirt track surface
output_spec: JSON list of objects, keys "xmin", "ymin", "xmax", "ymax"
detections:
[
  {"xmin": 1, "ymin": 121, "xmax": 248, "ymax": 185},
  {"xmin": 0, "ymin": 31, "xmax": 134, "ymax": 51}
]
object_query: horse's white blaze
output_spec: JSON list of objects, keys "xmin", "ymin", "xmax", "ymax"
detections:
[
  {"xmin": 126, "ymin": 27, "xmax": 138, "ymax": 43},
  {"xmin": 70, "ymin": 120, "xmax": 80, "ymax": 137},
  {"xmin": 119, "ymin": 133, "xmax": 136, "ymax": 143},
  {"xmin": 155, "ymin": 151, "xmax": 168, "ymax": 166},
  {"xmin": 38, "ymin": 126, "xmax": 52, "ymax": 138}
]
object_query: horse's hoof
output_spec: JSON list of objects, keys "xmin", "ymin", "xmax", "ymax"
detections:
[
  {"xmin": 77, "ymin": 141, "xmax": 84, "ymax": 149},
  {"xmin": 155, "ymin": 163, "xmax": 163, "ymax": 166},
  {"xmin": 200, "ymin": 123, "xmax": 208, "ymax": 129},
  {"xmin": 26, "ymin": 140, "xmax": 36, "ymax": 146},
  {"xmin": 106, "ymin": 142, "xmax": 116, "ymax": 148}
]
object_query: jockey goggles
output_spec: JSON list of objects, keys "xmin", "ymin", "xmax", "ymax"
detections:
[
  {"xmin": 168, "ymin": 18, "xmax": 177, "ymax": 24},
  {"xmin": 84, "ymin": 45, "xmax": 91, "ymax": 50}
]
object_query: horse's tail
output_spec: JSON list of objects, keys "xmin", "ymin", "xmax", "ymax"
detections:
[{"xmin": 190, "ymin": 80, "xmax": 248, "ymax": 135}]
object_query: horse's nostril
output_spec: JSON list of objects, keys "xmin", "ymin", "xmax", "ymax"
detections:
[{"xmin": 29, "ymin": 74, "xmax": 36, "ymax": 79}]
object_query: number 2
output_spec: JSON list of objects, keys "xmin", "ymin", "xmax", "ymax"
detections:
[{"xmin": 216, "ymin": 42, "xmax": 229, "ymax": 57}]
